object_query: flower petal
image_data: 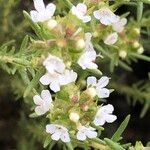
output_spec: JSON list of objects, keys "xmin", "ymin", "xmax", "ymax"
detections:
[
  {"xmin": 87, "ymin": 76, "xmax": 97, "ymax": 87},
  {"xmin": 104, "ymin": 32, "xmax": 118, "ymax": 45},
  {"xmin": 46, "ymin": 124, "xmax": 56, "ymax": 134},
  {"xmin": 41, "ymin": 90, "xmax": 52, "ymax": 102},
  {"xmin": 93, "ymin": 116, "xmax": 106, "ymax": 126},
  {"xmin": 82, "ymin": 16, "xmax": 91, "ymax": 23},
  {"xmin": 93, "ymin": 10, "xmax": 101, "ymax": 19},
  {"xmin": 100, "ymin": 104, "xmax": 114, "ymax": 114},
  {"xmin": 97, "ymin": 76, "xmax": 109, "ymax": 88},
  {"xmin": 60, "ymin": 132, "xmax": 70, "ymax": 143},
  {"xmin": 40, "ymin": 74, "xmax": 51, "ymax": 85},
  {"xmin": 34, "ymin": 0, "xmax": 45, "ymax": 12},
  {"xmin": 30, "ymin": 10, "xmax": 39, "ymax": 22},
  {"xmin": 46, "ymin": 3, "xmax": 56, "ymax": 17},
  {"xmin": 86, "ymin": 129, "xmax": 97, "ymax": 139},
  {"xmin": 96, "ymin": 88, "xmax": 110, "ymax": 98},
  {"xmin": 105, "ymin": 114, "xmax": 117, "ymax": 123},
  {"xmin": 76, "ymin": 3, "xmax": 87, "ymax": 15},
  {"xmin": 35, "ymin": 106, "xmax": 45, "ymax": 115},
  {"xmin": 77, "ymin": 131, "xmax": 86, "ymax": 141},
  {"xmin": 50, "ymin": 81, "xmax": 60, "ymax": 92},
  {"xmin": 51, "ymin": 131, "xmax": 61, "ymax": 141},
  {"xmin": 33, "ymin": 95, "xmax": 43, "ymax": 105}
]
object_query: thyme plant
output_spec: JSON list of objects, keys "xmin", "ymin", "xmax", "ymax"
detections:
[{"xmin": 0, "ymin": 0, "xmax": 150, "ymax": 149}]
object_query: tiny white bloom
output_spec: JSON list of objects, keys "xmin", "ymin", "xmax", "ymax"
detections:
[
  {"xmin": 85, "ymin": 32, "xmax": 95, "ymax": 51},
  {"xmin": 93, "ymin": 8, "xmax": 119, "ymax": 25},
  {"xmin": 104, "ymin": 32, "xmax": 118, "ymax": 45},
  {"xmin": 112, "ymin": 18, "xmax": 127, "ymax": 33},
  {"xmin": 76, "ymin": 39, "xmax": 86, "ymax": 49},
  {"xmin": 46, "ymin": 124, "xmax": 70, "ymax": 143},
  {"xmin": 47, "ymin": 19, "xmax": 58, "ymax": 29},
  {"xmin": 77, "ymin": 125, "xmax": 97, "ymax": 141},
  {"xmin": 93, "ymin": 104, "xmax": 117, "ymax": 126},
  {"xmin": 119, "ymin": 50, "xmax": 127, "ymax": 59},
  {"xmin": 30, "ymin": 0, "xmax": 56, "ymax": 22},
  {"xmin": 43, "ymin": 54, "xmax": 65, "ymax": 74},
  {"xmin": 33, "ymin": 90, "xmax": 53, "ymax": 115},
  {"xmin": 59, "ymin": 70, "xmax": 77, "ymax": 86},
  {"xmin": 137, "ymin": 46, "xmax": 144, "ymax": 54},
  {"xmin": 78, "ymin": 51, "xmax": 98, "ymax": 70},
  {"xmin": 87, "ymin": 76, "xmax": 110, "ymax": 98},
  {"xmin": 69, "ymin": 112, "xmax": 80, "ymax": 122},
  {"xmin": 40, "ymin": 72, "xmax": 62, "ymax": 92},
  {"xmin": 71, "ymin": 3, "xmax": 91, "ymax": 23}
]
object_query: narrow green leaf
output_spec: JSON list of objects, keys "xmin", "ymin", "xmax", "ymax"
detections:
[
  {"xmin": 137, "ymin": 2, "xmax": 143, "ymax": 22},
  {"xmin": 43, "ymin": 136, "xmax": 52, "ymax": 148},
  {"xmin": 118, "ymin": 61, "xmax": 133, "ymax": 71},
  {"xmin": 130, "ymin": 53, "xmax": 150, "ymax": 62},
  {"xmin": 23, "ymin": 71, "xmax": 42, "ymax": 97},
  {"xmin": 104, "ymin": 138, "xmax": 125, "ymax": 150},
  {"xmin": 111, "ymin": 115, "xmax": 130, "ymax": 142},
  {"xmin": 63, "ymin": 0, "xmax": 73, "ymax": 8},
  {"xmin": 66, "ymin": 142, "xmax": 74, "ymax": 150},
  {"xmin": 140, "ymin": 103, "xmax": 149, "ymax": 118},
  {"xmin": 23, "ymin": 11, "xmax": 43, "ymax": 39},
  {"xmin": 20, "ymin": 35, "xmax": 29, "ymax": 52}
]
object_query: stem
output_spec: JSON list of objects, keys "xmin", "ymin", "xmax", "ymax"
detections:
[
  {"xmin": 137, "ymin": 1, "xmax": 143, "ymax": 22},
  {"xmin": 63, "ymin": 0, "xmax": 73, "ymax": 8}
]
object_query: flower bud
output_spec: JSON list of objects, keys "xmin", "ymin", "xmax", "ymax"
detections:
[
  {"xmin": 76, "ymin": 39, "xmax": 85, "ymax": 49},
  {"xmin": 47, "ymin": 19, "xmax": 57, "ymax": 29},
  {"xmin": 133, "ymin": 41, "xmax": 140, "ymax": 49},
  {"xmin": 86, "ymin": 87, "xmax": 97, "ymax": 98},
  {"xmin": 69, "ymin": 112, "xmax": 80, "ymax": 123},
  {"xmin": 119, "ymin": 50, "xmax": 127, "ymax": 59},
  {"xmin": 133, "ymin": 28, "xmax": 140, "ymax": 35},
  {"xmin": 137, "ymin": 46, "xmax": 144, "ymax": 54},
  {"xmin": 93, "ymin": 31, "xmax": 98, "ymax": 38}
]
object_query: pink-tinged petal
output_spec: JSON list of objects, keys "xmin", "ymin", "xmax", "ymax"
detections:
[
  {"xmin": 97, "ymin": 76, "xmax": 109, "ymax": 88},
  {"xmin": 46, "ymin": 3, "xmax": 56, "ymax": 17},
  {"xmin": 34, "ymin": 0, "xmax": 45, "ymax": 12},
  {"xmin": 61, "ymin": 132, "xmax": 70, "ymax": 143},
  {"xmin": 41, "ymin": 90, "xmax": 52, "ymax": 102},
  {"xmin": 30, "ymin": 10, "xmax": 39, "ymax": 22},
  {"xmin": 76, "ymin": 3, "xmax": 87, "ymax": 15},
  {"xmin": 35, "ymin": 106, "xmax": 45, "ymax": 115},
  {"xmin": 96, "ymin": 88, "xmax": 110, "ymax": 98},
  {"xmin": 77, "ymin": 131, "xmax": 86, "ymax": 141},
  {"xmin": 46, "ymin": 124, "xmax": 56, "ymax": 134},
  {"xmin": 51, "ymin": 131, "xmax": 61, "ymax": 141},
  {"xmin": 104, "ymin": 32, "xmax": 118, "ymax": 45},
  {"xmin": 40, "ymin": 74, "xmax": 51, "ymax": 85},
  {"xmin": 33, "ymin": 95, "xmax": 43, "ymax": 105}
]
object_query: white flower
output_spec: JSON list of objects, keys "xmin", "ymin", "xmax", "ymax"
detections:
[
  {"xmin": 71, "ymin": 3, "xmax": 91, "ymax": 23},
  {"xmin": 104, "ymin": 32, "xmax": 118, "ymax": 45},
  {"xmin": 46, "ymin": 124, "xmax": 70, "ymax": 143},
  {"xmin": 40, "ymin": 72, "xmax": 62, "ymax": 92},
  {"xmin": 33, "ymin": 90, "xmax": 53, "ymax": 115},
  {"xmin": 112, "ymin": 18, "xmax": 127, "ymax": 33},
  {"xmin": 93, "ymin": 8, "xmax": 119, "ymax": 25},
  {"xmin": 78, "ymin": 51, "xmax": 98, "ymax": 70},
  {"xmin": 87, "ymin": 76, "xmax": 110, "ymax": 98},
  {"xmin": 59, "ymin": 70, "xmax": 77, "ymax": 86},
  {"xmin": 43, "ymin": 54, "xmax": 65, "ymax": 74},
  {"xmin": 93, "ymin": 104, "xmax": 117, "ymax": 126},
  {"xmin": 30, "ymin": 0, "xmax": 56, "ymax": 22},
  {"xmin": 85, "ymin": 32, "xmax": 95, "ymax": 51},
  {"xmin": 119, "ymin": 50, "xmax": 127, "ymax": 59},
  {"xmin": 77, "ymin": 125, "xmax": 97, "ymax": 141},
  {"xmin": 40, "ymin": 70, "xmax": 77, "ymax": 92}
]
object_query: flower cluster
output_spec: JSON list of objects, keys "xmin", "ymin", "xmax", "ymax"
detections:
[{"xmin": 30, "ymin": 0, "xmax": 120, "ymax": 144}]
